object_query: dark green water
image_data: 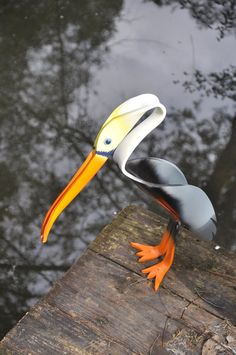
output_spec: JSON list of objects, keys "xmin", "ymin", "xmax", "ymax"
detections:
[{"xmin": 0, "ymin": 0, "xmax": 235, "ymax": 338}]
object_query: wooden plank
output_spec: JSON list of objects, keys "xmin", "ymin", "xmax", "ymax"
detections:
[
  {"xmin": 0, "ymin": 302, "xmax": 134, "ymax": 355},
  {"xmin": 1, "ymin": 205, "xmax": 236, "ymax": 354},
  {"xmin": 90, "ymin": 206, "xmax": 236, "ymax": 324}
]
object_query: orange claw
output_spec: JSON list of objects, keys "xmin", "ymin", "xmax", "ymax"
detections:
[
  {"xmin": 142, "ymin": 262, "xmax": 169, "ymax": 291},
  {"xmin": 130, "ymin": 242, "xmax": 164, "ymax": 262},
  {"xmin": 142, "ymin": 237, "xmax": 175, "ymax": 291},
  {"xmin": 130, "ymin": 231, "xmax": 175, "ymax": 291},
  {"xmin": 130, "ymin": 230, "xmax": 170, "ymax": 263}
]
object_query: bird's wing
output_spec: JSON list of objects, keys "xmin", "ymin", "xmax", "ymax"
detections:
[
  {"xmin": 126, "ymin": 158, "xmax": 188, "ymax": 186},
  {"xmin": 126, "ymin": 158, "xmax": 217, "ymax": 241},
  {"xmin": 158, "ymin": 185, "xmax": 217, "ymax": 241}
]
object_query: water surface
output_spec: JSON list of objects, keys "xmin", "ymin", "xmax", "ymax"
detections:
[{"xmin": 0, "ymin": 0, "xmax": 235, "ymax": 338}]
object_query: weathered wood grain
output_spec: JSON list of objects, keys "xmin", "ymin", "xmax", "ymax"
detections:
[
  {"xmin": 91, "ymin": 206, "xmax": 236, "ymax": 323},
  {"xmin": 1, "ymin": 205, "xmax": 236, "ymax": 354}
]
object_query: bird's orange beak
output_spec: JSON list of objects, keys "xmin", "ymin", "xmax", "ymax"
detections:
[{"xmin": 41, "ymin": 150, "xmax": 107, "ymax": 243}]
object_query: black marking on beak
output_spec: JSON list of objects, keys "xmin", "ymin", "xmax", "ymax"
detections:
[{"xmin": 96, "ymin": 150, "xmax": 114, "ymax": 157}]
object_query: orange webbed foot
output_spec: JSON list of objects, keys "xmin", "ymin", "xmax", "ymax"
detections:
[
  {"xmin": 142, "ymin": 262, "xmax": 169, "ymax": 291},
  {"xmin": 131, "ymin": 231, "xmax": 175, "ymax": 292},
  {"xmin": 130, "ymin": 242, "xmax": 165, "ymax": 262}
]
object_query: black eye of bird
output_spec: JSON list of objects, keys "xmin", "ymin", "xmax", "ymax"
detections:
[{"xmin": 104, "ymin": 138, "xmax": 112, "ymax": 145}]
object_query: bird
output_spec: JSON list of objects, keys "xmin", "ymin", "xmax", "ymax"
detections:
[{"xmin": 41, "ymin": 93, "xmax": 217, "ymax": 291}]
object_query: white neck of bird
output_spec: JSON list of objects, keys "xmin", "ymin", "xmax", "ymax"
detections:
[{"xmin": 113, "ymin": 103, "xmax": 166, "ymax": 185}]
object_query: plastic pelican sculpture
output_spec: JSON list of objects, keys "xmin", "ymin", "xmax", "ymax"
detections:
[{"xmin": 41, "ymin": 94, "xmax": 217, "ymax": 291}]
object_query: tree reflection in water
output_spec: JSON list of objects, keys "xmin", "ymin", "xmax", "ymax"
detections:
[
  {"xmin": 0, "ymin": 0, "xmax": 126, "ymax": 337},
  {"xmin": 0, "ymin": 0, "xmax": 235, "ymax": 338}
]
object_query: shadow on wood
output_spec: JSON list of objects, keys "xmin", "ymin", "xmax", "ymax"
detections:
[{"xmin": 1, "ymin": 206, "xmax": 236, "ymax": 354}]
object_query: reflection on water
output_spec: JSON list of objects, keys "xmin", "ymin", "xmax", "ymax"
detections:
[{"xmin": 0, "ymin": 0, "xmax": 235, "ymax": 338}]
